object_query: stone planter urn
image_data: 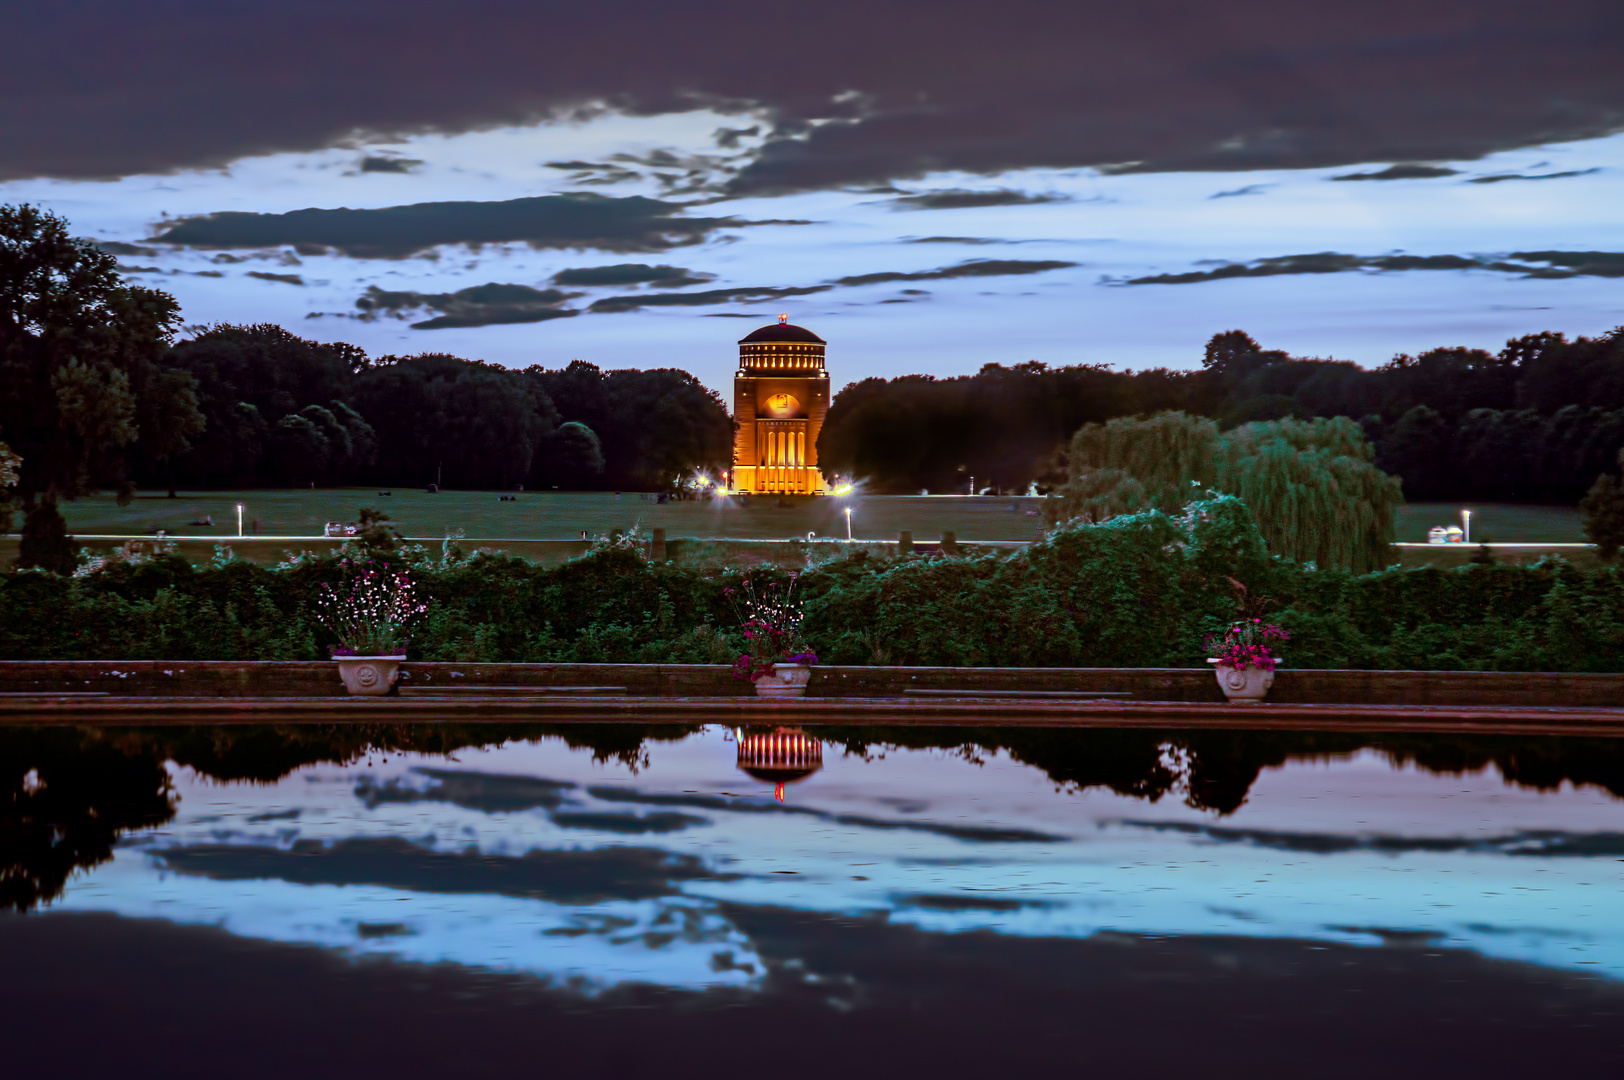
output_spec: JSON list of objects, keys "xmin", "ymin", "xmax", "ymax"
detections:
[
  {"xmin": 1208, "ymin": 660, "xmax": 1274, "ymax": 703},
  {"xmin": 335, "ymin": 655, "xmax": 404, "ymax": 696},
  {"xmin": 755, "ymin": 663, "xmax": 812, "ymax": 699}
]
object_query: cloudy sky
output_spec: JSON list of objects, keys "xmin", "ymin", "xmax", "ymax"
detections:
[{"xmin": 6, "ymin": 0, "xmax": 1623, "ymax": 395}]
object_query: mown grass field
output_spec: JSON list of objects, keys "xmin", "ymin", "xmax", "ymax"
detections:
[
  {"xmin": 45, "ymin": 488, "xmax": 1584, "ymax": 542},
  {"xmin": 49, "ymin": 488, "xmax": 1054, "ymax": 543},
  {"xmin": 1393, "ymin": 503, "xmax": 1584, "ymax": 543},
  {"xmin": 9, "ymin": 489, "xmax": 1585, "ymax": 570}
]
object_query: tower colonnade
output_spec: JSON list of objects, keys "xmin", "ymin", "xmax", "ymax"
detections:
[{"xmin": 731, "ymin": 315, "xmax": 829, "ymax": 495}]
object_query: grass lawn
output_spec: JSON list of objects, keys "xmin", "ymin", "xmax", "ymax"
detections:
[
  {"xmin": 50, "ymin": 488, "xmax": 1053, "ymax": 543},
  {"xmin": 1395, "ymin": 503, "xmax": 1583, "ymax": 543},
  {"xmin": 34, "ymin": 491, "xmax": 1584, "ymax": 549}
]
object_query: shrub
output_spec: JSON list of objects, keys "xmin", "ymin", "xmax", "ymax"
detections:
[{"xmin": 4, "ymin": 498, "xmax": 1624, "ymax": 671}]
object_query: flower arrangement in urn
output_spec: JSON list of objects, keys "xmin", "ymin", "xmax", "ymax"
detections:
[
  {"xmin": 726, "ymin": 572, "xmax": 818, "ymax": 698},
  {"xmin": 1205, "ymin": 618, "xmax": 1290, "ymax": 703},
  {"xmin": 315, "ymin": 558, "xmax": 429, "ymax": 695}
]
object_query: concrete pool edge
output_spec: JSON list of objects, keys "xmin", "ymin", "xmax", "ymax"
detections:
[
  {"xmin": 3, "ymin": 694, "xmax": 1624, "ymax": 737},
  {"xmin": 4, "ymin": 661, "xmax": 1624, "ymax": 707}
]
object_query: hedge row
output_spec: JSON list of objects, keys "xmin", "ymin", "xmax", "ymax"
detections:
[{"xmin": 3, "ymin": 496, "xmax": 1622, "ymax": 671}]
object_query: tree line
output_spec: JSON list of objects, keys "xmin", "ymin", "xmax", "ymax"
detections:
[
  {"xmin": 0, "ymin": 204, "xmax": 731, "ymax": 570},
  {"xmin": 817, "ymin": 327, "xmax": 1624, "ymax": 502},
  {"xmin": 163, "ymin": 325, "xmax": 731, "ymax": 493}
]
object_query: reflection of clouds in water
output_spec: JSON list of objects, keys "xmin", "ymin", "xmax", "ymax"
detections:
[{"xmin": 40, "ymin": 731, "xmax": 1624, "ymax": 988}]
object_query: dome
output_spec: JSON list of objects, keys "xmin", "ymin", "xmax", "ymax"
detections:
[
  {"xmin": 736, "ymin": 728, "xmax": 824, "ymax": 798},
  {"xmin": 739, "ymin": 322, "xmax": 825, "ymax": 345}
]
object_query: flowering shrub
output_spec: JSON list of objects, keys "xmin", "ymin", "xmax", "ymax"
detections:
[
  {"xmin": 1205, "ymin": 618, "xmax": 1290, "ymax": 671},
  {"xmin": 726, "ymin": 573, "xmax": 814, "ymax": 681},
  {"xmin": 314, "ymin": 558, "xmax": 429, "ymax": 656}
]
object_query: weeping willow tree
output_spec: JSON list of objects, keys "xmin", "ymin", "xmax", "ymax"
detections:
[
  {"xmin": 1047, "ymin": 412, "xmax": 1217, "ymax": 524},
  {"xmin": 1046, "ymin": 411, "xmax": 1402, "ymax": 572}
]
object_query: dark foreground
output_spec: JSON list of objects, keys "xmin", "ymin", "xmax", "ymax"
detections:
[{"xmin": 4, "ymin": 721, "xmax": 1623, "ymax": 1077}]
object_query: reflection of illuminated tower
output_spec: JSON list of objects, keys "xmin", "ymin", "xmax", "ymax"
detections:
[
  {"xmin": 735, "ymin": 727, "xmax": 824, "ymax": 802},
  {"xmin": 731, "ymin": 314, "xmax": 829, "ymax": 495}
]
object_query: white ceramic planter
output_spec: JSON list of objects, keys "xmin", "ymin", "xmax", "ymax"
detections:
[
  {"xmin": 755, "ymin": 663, "xmax": 812, "ymax": 698},
  {"xmin": 335, "ymin": 655, "xmax": 404, "ymax": 696},
  {"xmin": 1208, "ymin": 660, "xmax": 1274, "ymax": 703}
]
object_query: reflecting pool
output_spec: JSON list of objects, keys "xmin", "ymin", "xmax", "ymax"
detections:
[{"xmin": 5, "ymin": 723, "xmax": 1624, "ymax": 1076}]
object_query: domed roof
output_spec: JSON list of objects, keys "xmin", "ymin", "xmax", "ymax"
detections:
[{"xmin": 739, "ymin": 320, "xmax": 825, "ymax": 345}]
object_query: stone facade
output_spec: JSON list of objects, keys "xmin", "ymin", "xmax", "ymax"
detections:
[{"xmin": 730, "ymin": 315, "xmax": 830, "ymax": 494}]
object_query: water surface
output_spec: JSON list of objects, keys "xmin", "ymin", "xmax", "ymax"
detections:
[{"xmin": 5, "ymin": 723, "xmax": 1623, "ymax": 1076}]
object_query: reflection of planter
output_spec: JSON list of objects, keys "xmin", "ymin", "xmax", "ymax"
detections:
[
  {"xmin": 755, "ymin": 663, "xmax": 812, "ymax": 699},
  {"xmin": 335, "ymin": 656, "xmax": 404, "ymax": 696},
  {"xmin": 1208, "ymin": 660, "xmax": 1274, "ymax": 703}
]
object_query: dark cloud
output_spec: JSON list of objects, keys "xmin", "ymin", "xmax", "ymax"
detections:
[
  {"xmin": 584, "ymin": 785, "xmax": 1062, "ymax": 842},
  {"xmin": 714, "ymin": 125, "xmax": 761, "ymax": 149},
  {"xmin": 904, "ymin": 237, "xmax": 1005, "ymax": 245},
  {"xmin": 154, "ymin": 836, "xmax": 724, "ymax": 904},
  {"xmin": 833, "ymin": 259, "xmax": 1076, "ymax": 287},
  {"xmin": 93, "ymin": 240, "xmax": 157, "ymax": 256},
  {"xmin": 355, "ymin": 767, "xmax": 575, "ymax": 812},
  {"xmin": 1125, "ymin": 250, "xmax": 1624, "ymax": 284},
  {"xmin": 586, "ymin": 284, "xmax": 830, "ymax": 314},
  {"xmin": 895, "ymin": 893, "xmax": 1054, "ymax": 912},
  {"xmin": 1469, "ymin": 167, "xmax": 1603, "ymax": 183},
  {"xmin": 246, "ymin": 271, "xmax": 305, "ymax": 285},
  {"xmin": 6, "ymin": 2, "xmax": 1623, "ymax": 192},
  {"xmin": 16, "ymin": 907, "xmax": 1624, "ymax": 1076},
  {"xmin": 890, "ymin": 190, "xmax": 1067, "ymax": 211},
  {"xmin": 355, "ymin": 921, "xmax": 413, "ymax": 938},
  {"xmin": 1511, "ymin": 250, "xmax": 1624, "ymax": 276},
  {"xmin": 578, "ymin": 257, "xmax": 1074, "ymax": 314},
  {"xmin": 359, "ymin": 156, "xmax": 422, "ymax": 174},
  {"xmin": 549, "ymin": 811, "xmax": 711, "ymax": 834},
  {"xmin": 551, "ymin": 263, "xmax": 715, "ymax": 288},
  {"xmin": 152, "ymin": 194, "xmax": 746, "ymax": 258},
  {"xmin": 245, "ymin": 808, "xmax": 301, "ymax": 823},
  {"xmin": 1332, "ymin": 163, "xmax": 1460, "ymax": 181},
  {"xmin": 356, "ymin": 283, "xmax": 580, "ymax": 328},
  {"xmin": 830, "ymin": 814, "xmax": 1062, "ymax": 843},
  {"xmin": 1209, "ymin": 184, "xmax": 1270, "ymax": 199},
  {"xmin": 546, "ymin": 161, "xmax": 644, "ymax": 185},
  {"xmin": 1117, "ymin": 820, "xmax": 1624, "ymax": 858}
]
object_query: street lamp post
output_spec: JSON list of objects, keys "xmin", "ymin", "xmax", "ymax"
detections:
[
  {"xmin": 237, "ymin": 503, "xmax": 244, "ymax": 537},
  {"xmin": 1461, "ymin": 509, "xmax": 1472, "ymax": 544},
  {"xmin": 844, "ymin": 506, "xmax": 852, "ymax": 541}
]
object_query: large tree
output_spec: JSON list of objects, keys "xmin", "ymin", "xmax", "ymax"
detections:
[
  {"xmin": 165, "ymin": 323, "xmax": 370, "ymax": 487},
  {"xmin": 355, "ymin": 353, "xmax": 554, "ymax": 489},
  {"xmin": 1046, "ymin": 411, "xmax": 1402, "ymax": 573},
  {"xmin": 0, "ymin": 204, "xmax": 202, "ymax": 569},
  {"xmin": 526, "ymin": 361, "xmax": 730, "ymax": 490}
]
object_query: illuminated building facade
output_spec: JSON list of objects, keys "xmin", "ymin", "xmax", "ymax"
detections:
[{"xmin": 731, "ymin": 315, "xmax": 829, "ymax": 495}]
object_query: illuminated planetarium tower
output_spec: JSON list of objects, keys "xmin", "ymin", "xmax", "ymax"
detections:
[{"xmin": 730, "ymin": 314, "xmax": 830, "ymax": 495}]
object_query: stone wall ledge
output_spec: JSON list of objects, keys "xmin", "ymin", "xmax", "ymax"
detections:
[{"xmin": 0, "ymin": 661, "xmax": 1619, "ymax": 707}]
